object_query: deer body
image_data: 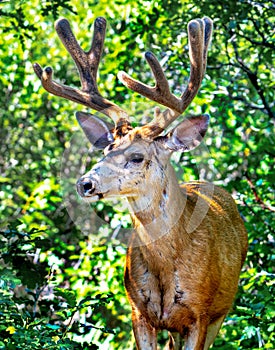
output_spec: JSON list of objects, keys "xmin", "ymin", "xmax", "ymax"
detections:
[
  {"xmin": 78, "ymin": 128, "xmax": 247, "ymax": 349},
  {"xmin": 126, "ymin": 181, "xmax": 247, "ymax": 349},
  {"xmin": 34, "ymin": 15, "xmax": 248, "ymax": 349}
]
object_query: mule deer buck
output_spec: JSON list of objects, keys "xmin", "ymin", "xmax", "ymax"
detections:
[{"xmin": 34, "ymin": 16, "xmax": 248, "ymax": 350}]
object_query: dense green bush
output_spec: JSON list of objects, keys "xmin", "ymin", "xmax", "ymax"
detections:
[{"xmin": 0, "ymin": 221, "xmax": 117, "ymax": 349}]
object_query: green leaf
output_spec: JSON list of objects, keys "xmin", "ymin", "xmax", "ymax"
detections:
[{"xmin": 55, "ymin": 287, "xmax": 77, "ymax": 308}]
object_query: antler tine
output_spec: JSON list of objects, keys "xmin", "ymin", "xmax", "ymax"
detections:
[
  {"xmin": 33, "ymin": 17, "xmax": 129, "ymax": 127},
  {"xmin": 202, "ymin": 17, "xmax": 213, "ymax": 73},
  {"xmin": 118, "ymin": 52, "xmax": 181, "ymax": 111},
  {"xmin": 55, "ymin": 17, "xmax": 105, "ymax": 93},
  {"xmin": 88, "ymin": 17, "xmax": 106, "ymax": 82},
  {"xmin": 118, "ymin": 17, "xmax": 213, "ymax": 136}
]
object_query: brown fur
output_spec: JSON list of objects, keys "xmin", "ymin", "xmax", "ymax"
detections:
[
  {"xmin": 125, "ymin": 181, "xmax": 247, "ymax": 349},
  {"xmin": 76, "ymin": 126, "xmax": 248, "ymax": 349}
]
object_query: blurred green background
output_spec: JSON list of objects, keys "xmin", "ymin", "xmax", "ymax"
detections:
[{"xmin": 0, "ymin": 0, "xmax": 274, "ymax": 349}]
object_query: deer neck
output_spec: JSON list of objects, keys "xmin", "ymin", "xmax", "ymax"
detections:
[{"xmin": 127, "ymin": 163, "xmax": 187, "ymax": 246}]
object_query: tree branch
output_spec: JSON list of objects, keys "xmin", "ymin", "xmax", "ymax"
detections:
[
  {"xmin": 230, "ymin": 32, "xmax": 275, "ymax": 120},
  {"xmin": 237, "ymin": 32, "xmax": 275, "ymax": 50},
  {"xmin": 244, "ymin": 172, "xmax": 275, "ymax": 213}
]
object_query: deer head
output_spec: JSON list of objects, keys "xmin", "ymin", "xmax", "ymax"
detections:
[{"xmin": 33, "ymin": 17, "xmax": 212, "ymax": 208}]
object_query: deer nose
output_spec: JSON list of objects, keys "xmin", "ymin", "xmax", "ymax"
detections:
[{"xmin": 76, "ymin": 178, "xmax": 95, "ymax": 197}]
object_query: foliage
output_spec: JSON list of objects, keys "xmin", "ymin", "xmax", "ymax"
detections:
[
  {"xmin": 0, "ymin": 0, "xmax": 274, "ymax": 349},
  {"xmin": 0, "ymin": 221, "xmax": 115, "ymax": 349}
]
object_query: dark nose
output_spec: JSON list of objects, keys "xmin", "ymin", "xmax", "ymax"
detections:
[{"xmin": 76, "ymin": 178, "xmax": 95, "ymax": 197}]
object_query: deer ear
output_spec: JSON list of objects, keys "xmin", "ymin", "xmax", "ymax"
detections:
[
  {"xmin": 160, "ymin": 114, "xmax": 210, "ymax": 152},
  {"xmin": 76, "ymin": 112, "xmax": 114, "ymax": 149}
]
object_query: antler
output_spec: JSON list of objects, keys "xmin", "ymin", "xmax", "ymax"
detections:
[
  {"xmin": 118, "ymin": 17, "xmax": 213, "ymax": 137},
  {"xmin": 33, "ymin": 17, "xmax": 130, "ymax": 128}
]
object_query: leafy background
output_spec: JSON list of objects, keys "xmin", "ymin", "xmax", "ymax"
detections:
[{"xmin": 0, "ymin": 0, "xmax": 274, "ymax": 349}]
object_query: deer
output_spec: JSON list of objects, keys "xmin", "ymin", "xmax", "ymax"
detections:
[{"xmin": 33, "ymin": 15, "xmax": 248, "ymax": 350}]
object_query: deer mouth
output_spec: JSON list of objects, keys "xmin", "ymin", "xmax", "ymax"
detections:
[{"xmin": 83, "ymin": 192, "xmax": 105, "ymax": 202}]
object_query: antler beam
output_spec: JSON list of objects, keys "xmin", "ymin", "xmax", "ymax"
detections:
[
  {"xmin": 33, "ymin": 17, "xmax": 129, "ymax": 127},
  {"xmin": 118, "ymin": 17, "xmax": 213, "ymax": 136}
]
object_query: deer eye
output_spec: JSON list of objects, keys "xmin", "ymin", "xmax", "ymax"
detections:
[{"xmin": 128, "ymin": 153, "xmax": 144, "ymax": 164}]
